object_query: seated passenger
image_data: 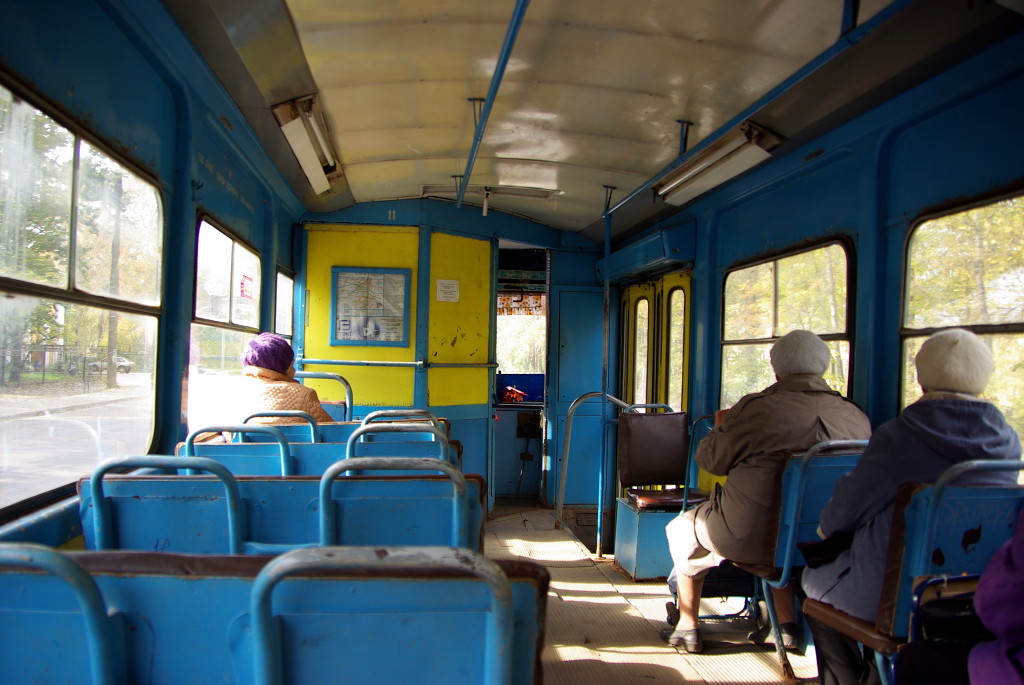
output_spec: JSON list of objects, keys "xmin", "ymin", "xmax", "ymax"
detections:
[
  {"xmin": 663, "ymin": 330, "xmax": 872, "ymax": 652},
  {"xmin": 238, "ymin": 332, "xmax": 334, "ymax": 424},
  {"xmin": 894, "ymin": 508, "xmax": 1024, "ymax": 685},
  {"xmin": 801, "ymin": 328, "xmax": 1022, "ymax": 685}
]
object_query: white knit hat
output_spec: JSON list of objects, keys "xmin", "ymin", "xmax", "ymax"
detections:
[
  {"xmin": 770, "ymin": 330, "xmax": 831, "ymax": 377},
  {"xmin": 915, "ymin": 328, "xmax": 993, "ymax": 395}
]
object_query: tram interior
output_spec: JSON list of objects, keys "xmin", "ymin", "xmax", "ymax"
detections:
[{"xmin": 2, "ymin": 0, "xmax": 1024, "ymax": 683}]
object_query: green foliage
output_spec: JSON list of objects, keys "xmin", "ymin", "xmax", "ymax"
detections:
[
  {"xmin": 904, "ymin": 198, "xmax": 1024, "ymax": 436},
  {"xmin": 496, "ymin": 314, "xmax": 546, "ymax": 374},
  {"xmin": 722, "ymin": 244, "xmax": 850, "ymax": 405}
]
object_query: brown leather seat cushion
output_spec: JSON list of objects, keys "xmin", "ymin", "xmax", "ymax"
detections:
[{"xmin": 625, "ymin": 487, "xmax": 709, "ymax": 511}]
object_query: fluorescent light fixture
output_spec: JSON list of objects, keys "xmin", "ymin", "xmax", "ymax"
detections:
[
  {"xmin": 274, "ymin": 96, "xmax": 337, "ymax": 196},
  {"xmin": 656, "ymin": 121, "xmax": 782, "ymax": 207}
]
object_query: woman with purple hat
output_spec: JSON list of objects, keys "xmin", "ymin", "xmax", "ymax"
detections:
[{"xmin": 239, "ymin": 332, "xmax": 334, "ymax": 424}]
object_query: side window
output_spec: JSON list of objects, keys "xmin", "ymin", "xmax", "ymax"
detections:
[
  {"xmin": 195, "ymin": 220, "xmax": 261, "ymax": 327},
  {"xmin": 721, "ymin": 243, "xmax": 850, "ymax": 407},
  {"xmin": 0, "ymin": 83, "xmax": 162, "ymax": 506},
  {"xmin": 903, "ymin": 195, "xmax": 1024, "ymax": 436}
]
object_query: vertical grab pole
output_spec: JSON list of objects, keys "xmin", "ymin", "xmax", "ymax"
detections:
[{"xmin": 596, "ymin": 187, "xmax": 616, "ymax": 557}]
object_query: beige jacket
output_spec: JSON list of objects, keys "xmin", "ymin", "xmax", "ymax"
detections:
[
  {"xmin": 694, "ymin": 374, "xmax": 871, "ymax": 565},
  {"xmin": 239, "ymin": 366, "xmax": 334, "ymax": 424}
]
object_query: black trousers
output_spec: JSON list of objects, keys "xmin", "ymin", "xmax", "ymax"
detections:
[
  {"xmin": 892, "ymin": 639, "xmax": 972, "ymax": 685},
  {"xmin": 805, "ymin": 614, "xmax": 882, "ymax": 685}
]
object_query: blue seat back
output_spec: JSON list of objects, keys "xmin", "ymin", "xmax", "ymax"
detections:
[
  {"xmin": 876, "ymin": 460, "xmax": 1024, "ymax": 638},
  {"xmin": 0, "ymin": 545, "xmax": 547, "ymax": 685},
  {"xmin": 772, "ymin": 440, "xmax": 868, "ymax": 573},
  {"xmin": 80, "ymin": 457, "xmax": 484, "ymax": 554}
]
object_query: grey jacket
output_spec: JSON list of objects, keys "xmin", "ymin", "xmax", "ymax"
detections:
[
  {"xmin": 695, "ymin": 374, "xmax": 872, "ymax": 564},
  {"xmin": 801, "ymin": 395, "xmax": 1021, "ymax": 621}
]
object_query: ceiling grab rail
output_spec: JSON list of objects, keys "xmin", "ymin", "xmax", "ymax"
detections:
[{"xmin": 455, "ymin": 0, "xmax": 530, "ymax": 208}]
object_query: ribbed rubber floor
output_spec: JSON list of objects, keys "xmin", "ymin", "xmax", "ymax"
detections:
[{"xmin": 486, "ymin": 502, "xmax": 819, "ymax": 684}]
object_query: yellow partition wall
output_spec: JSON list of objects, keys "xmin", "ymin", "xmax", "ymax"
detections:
[
  {"xmin": 304, "ymin": 225, "xmax": 419, "ymax": 406},
  {"xmin": 428, "ymin": 232, "xmax": 491, "ymax": 406}
]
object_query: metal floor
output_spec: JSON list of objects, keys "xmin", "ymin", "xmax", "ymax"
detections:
[{"xmin": 485, "ymin": 501, "xmax": 819, "ymax": 685}]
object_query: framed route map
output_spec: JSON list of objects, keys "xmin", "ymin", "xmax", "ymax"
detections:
[{"xmin": 330, "ymin": 266, "xmax": 411, "ymax": 346}]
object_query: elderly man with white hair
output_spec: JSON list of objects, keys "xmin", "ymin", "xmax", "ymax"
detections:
[
  {"xmin": 663, "ymin": 330, "xmax": 872, "ymax": 653},
  {"xmin": 801, "ymin": 328, "xmax": 1021, "ymax": 685}
]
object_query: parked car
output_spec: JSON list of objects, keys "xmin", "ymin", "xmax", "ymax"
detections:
[{"xmin": 88, "ymin": 356, "xmax": 135, "ymax": 373}]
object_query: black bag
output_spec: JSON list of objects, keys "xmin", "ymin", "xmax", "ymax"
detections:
[{"xmin": 797, "ymin": 530, "xmax": 854, "ymax": 568}]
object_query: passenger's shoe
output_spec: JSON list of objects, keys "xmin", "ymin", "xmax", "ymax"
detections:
[
  {"xmin": 660, "ymin": 627, "xmax": 703, "ymax": 653},
  {"xmin": 747, "ymin": 622, "xmax": 798, "ymax": 649},
  {"xmin": 665, "ymin": 600, "xmax": 680, "ymax": 627}
]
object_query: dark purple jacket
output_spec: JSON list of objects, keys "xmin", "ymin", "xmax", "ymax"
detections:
[{"xmin": 969, "ymin": 510, "xmax": 1024, "ymax": 684}]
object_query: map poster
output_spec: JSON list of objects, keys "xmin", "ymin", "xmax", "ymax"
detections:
[{"xmin": 330, "ymin": 267, "xmax": 411, "ymax": 346}]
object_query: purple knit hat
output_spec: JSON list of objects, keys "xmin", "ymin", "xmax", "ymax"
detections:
[{"xmin": 242, "ymin": 333, "xmax": 294, "ymax": 374}]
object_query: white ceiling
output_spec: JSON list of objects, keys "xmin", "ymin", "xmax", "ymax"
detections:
[{"xmin": 164, "ymin": 0, "xmax": 1018, "ymax": 243}]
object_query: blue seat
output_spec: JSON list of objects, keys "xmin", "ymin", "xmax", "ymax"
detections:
[
  {"xmin": 80, "ymin": 456, "xmax": 483, "ymax": 554},
  {"xmin": 733, "ymin": 439, "xmax": 867, "ymax": 678},
  {"xmin": 0, "ymin": 544, "xmax": 548, "ymax": 685},
  {"xmin": 802, "ymin": 459, "xmax": 1024, "ymax": 685}
]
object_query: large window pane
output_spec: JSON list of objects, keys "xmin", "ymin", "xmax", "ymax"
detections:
[
  {"xmin": 906, "ymin": 197, "xmax": 1024, "ymax": 328},
  {"xmin": 195, "ymin": 222, "xmax": 232, "ymax": 321},
  {"xmin": 777, "ymin": 244, "xmax": 847, "ymax": 334},
  {"xmin": 667, "ymin": 289, "xmax": 686, "ymax": 412},
  {"xmin": 75, "ymin": 141, "xmax": 162, "ymax": 305},
  {"xmin": 0, "ymin": 291, "xmax": 156, "ymax": 507},
  {"xmin": 231, "ymin": 241, "xmax": 260, "ymax": 327},
  {"xmin": 186, "ymin": 324, "xmax": 250, "ymax": 433},
  {"xmin": 0, "ymin": 87, "xmax": 73, "ymax": 288},
  {"xmin": 723, "ymin": 262, "xmax": 774, "ymax": 340},
  {"xmin": 195, "ymin": 220, "xmax": 261, "ymax": 327},
  {"xmin": 721, "ymin": 342, "xmax": 773, "ymax": 408}
]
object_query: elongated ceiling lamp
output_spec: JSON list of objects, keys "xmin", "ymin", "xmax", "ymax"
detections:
[
  {"xmin": 274, "ymin": 96, "xmax": 337, "ymax": 195},
  {"xmin": 655, "ymin": 121, "xmax": 782, "ymax": 206}
]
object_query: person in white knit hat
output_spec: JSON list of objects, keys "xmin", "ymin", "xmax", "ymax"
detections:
[
  {"xmin": 662, "ymin": 330, "xmax": 872, "ymax": 653},
  {"xmin": 802, "ymin": 328, "xmax": 1021, "ymax": 685}
]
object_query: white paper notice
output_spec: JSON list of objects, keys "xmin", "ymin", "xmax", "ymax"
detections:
[{"xmin": 436, "ymin": 279, "xmax": 460, "ymax": 302}]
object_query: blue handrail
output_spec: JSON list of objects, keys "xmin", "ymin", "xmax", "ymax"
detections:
[
  {"xmin": 242, "ymin": 411, "xmax": 320, "ymax": 442},
  {"xmin": 185, "ymin": 425, "xmax": 292, "ymax": 475},
  {"xmin": 345, "ymin": 422, "xmax": 452, "ymax": 463}
]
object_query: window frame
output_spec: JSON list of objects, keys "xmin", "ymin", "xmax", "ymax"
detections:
[
  {"xmin": 900, "ymin": 189, "xmax": 1024, "ymax": 404},
  {"xmin": 720, "ymin": 240, "xmax": 855, "ymax": 404},
  {"xmin": 0, "ymin": 76, "xmax": 165, "ymax": 507},
  {"xmin": 192, "ymin": 216, "xmax": 262, "ymax": 334},
  {"xmin": 0, "ymin": 78, "xmax": 165, "ymax": 319}
]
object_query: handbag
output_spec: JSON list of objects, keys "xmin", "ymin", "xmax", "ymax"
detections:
[{"xmin": 797, "ymin": 529, "xmax": 854, "ymax": 568}]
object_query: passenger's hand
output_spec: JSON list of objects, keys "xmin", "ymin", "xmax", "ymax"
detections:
[{"xmin": 714, "ymin": 408, "xmax": 729, "ymax": 426}]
